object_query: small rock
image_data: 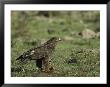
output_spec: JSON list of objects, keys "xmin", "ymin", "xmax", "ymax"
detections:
[
  {"xmin": 67, "ymin": 58, "xmax": 77, "ymax": 64},
  {"xmin": 80, "ymin": 29, "xmax": 96, "ymax": 39}
]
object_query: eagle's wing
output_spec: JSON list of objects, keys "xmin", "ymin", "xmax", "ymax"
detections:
[
  {"xmin": 16, "ymin": 46, "xmax": 49, "ymax": 62},
  {"xmin": 16, "ymin": 48, "xmax": 36, "ymax": 62},
  {"xmin": 31, "ymin": 46, "xmax": 49, "ymax": 60}
]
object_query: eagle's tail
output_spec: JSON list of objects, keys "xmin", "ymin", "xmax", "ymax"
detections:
[
  {"xmin": 16, "ymin": 55, "xmax": 26, "ymax": 62},
  {"xmin": 16, "ymin": 54, "xmax": 31, "ymax": 64}
]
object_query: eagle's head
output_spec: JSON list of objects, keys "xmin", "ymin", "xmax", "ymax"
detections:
[
  {"xmin": 49, "ymin": 37, "xmax": 61, "ymax": 42},
  {"xmin": 44, "ymin": 37, "xmax": 61, "ymax": 49}
]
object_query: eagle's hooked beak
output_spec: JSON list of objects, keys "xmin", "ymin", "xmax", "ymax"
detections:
[{"xmin": 58, "ymin": 37, "xmax": 61, "ymax": 41}]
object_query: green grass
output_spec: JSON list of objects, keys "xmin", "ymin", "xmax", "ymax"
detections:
[{"xmin": 11, "ymin": 11, "xmax": 100, "ymax": 77}]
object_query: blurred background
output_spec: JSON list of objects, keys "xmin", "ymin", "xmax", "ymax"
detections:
[{"xmin": 11, "ymin": 11, "xmax": 100, "ymax": 77}]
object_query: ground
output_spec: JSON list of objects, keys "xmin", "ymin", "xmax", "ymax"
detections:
[{"xmin": 11, "ymin": 11, "xmax": 100, "ymax": 77}]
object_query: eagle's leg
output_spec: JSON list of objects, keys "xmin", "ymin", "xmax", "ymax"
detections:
[
  {"xmin": 42, "ymin": 57, "xmax": 50, "ymax": 72},
  {"xmin": 42, "ymin": 57, "xmax": 54, "ymax": 73}
]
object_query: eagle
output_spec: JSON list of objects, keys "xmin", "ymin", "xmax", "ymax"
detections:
[{"xmin": 16, "ymin": 37, "xmax": 61, "ymax": 72}]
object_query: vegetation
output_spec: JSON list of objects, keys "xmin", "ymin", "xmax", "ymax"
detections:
[{"xmin": 11, "ymin": 11, "xmax": 100, "ymax": 77}]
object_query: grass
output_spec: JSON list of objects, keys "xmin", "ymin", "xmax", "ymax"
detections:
[{"xmin": 11, "ymin": 11, "xmax": 100, "ymax": 77}]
